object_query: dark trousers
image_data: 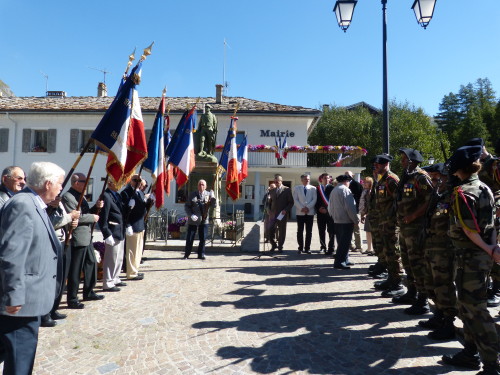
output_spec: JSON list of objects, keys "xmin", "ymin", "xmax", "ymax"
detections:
[
  {"xmin": 42, "ymin": 244, "xmax": 71, "ymax": 322},
  {"xmin": 67, "ymin": 244, "xmax": 97, "ymax": 303},
  {"xmin": 0, "ymin": 315, "xmax": 40, "ymax": 375},
  {"xmin": 296, "ymin": 215, "xmax": 314, "ymax": 251},
  {"xmin": 334, "ymin": 223, "xmax": 354, "ymax": 266},
  {"xmin": 317, "ymin": 212, "xmax": 335, "ymax": 251},
  {"xmin": 269, "ymin": 217, "xmax": 288, "ymax": 250},
  {"xmin": 184, "ymin": 224, "xmax": 208, "ymax": 258}
]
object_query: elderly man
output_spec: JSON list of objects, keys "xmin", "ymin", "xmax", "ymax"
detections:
[
  {"xmin": 268, "ymin": 174, "xmax": 294, "ymax": 253},
  {"xmin": 328, "ymin": 175, "xmax": 359, "ymax": 269},
  {"xmin": 183, "ymin": 179, "xmax": 216, "ymax": 260},
  {"xmin": 0, "ymin": 166, "xmax": 25, "ymax": 208},
  {"xmin": 62, "ymin": 173, "xmax": 104, "ymax": 307},
  {"xmin": 293, "ymin": 174, "xmax": 317, "ymax": 254},
  {"xmin": 0, "ymin": 162, "xmax": 64, "ymax": 374}
]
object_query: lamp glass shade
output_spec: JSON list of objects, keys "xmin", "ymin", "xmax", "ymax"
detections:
[
  {"xmin": 333, "ymin": 0, "xmax": 358, "ymax": 32},
  {"xmin": 412, "ymin": 0, "xmax": 437, "ymax": 28}
]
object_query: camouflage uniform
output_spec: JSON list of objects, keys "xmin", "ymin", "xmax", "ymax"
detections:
[
  {"xmin": 368, "ymin": 179, "xmax": 384, "ymax": 265},
  {"xmin": 397, "ymin": 167, "xmax": 433, "ymax": 294},
  {"xmin": 375, "ymin": 171, "xmax": 402, "ymax": 282},
  {"xmin": 423, "ymin": 189, "xmax": 457, "ymax": 318},
  {"xmin": 449, "ymin": 174, "xmax": 498, "ymax": 364}
]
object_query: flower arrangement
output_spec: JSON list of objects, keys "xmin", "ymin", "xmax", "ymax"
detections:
[
  {"xmin": 215, "ymin": 144, "xmax": 367, "ymax": 155},
  {"xmin": 31, "ymin": 145, "xmax": 47, "ymax": 152},
  {"xmin": 176, "ymin": 216, "xmax": 188, "ymax": 226},
  {"xmin": 224, "ymin": 221, "xmax": 236, "ymax": 231}
]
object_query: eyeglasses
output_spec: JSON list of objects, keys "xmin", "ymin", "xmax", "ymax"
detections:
[
  {"xmin": 77, "ymin": 180, "xmax": 86, "ymax": 183},
  {"xmin": 9, "ymin": 176, "xmax": 25, "ymax": 181}
]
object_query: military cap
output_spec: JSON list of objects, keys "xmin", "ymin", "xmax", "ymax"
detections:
[
  {"xmin": 464, "ymin": 137, "xmax": 484, "ymax": 147},
  {"xmin": 398, "ymin": 148, "xmax": 424, "ymax": 163},
  {"xmin": 372, "ymin": 154, "xmax": 393, "ymax": 164},
  {"xmin": 446, "ymin": 145, "xmax": 482, "ymax": 175},
  {"xmin": 336, "ymin": 174, "xmax": 352, "ymax": 183},
  {"xmin": 424, "ymin": 162, "xmax": 446, "ymax": 175}
]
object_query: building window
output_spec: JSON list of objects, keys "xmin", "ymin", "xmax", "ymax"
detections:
[
  {"xmin": 84, "ymin": 178, "xmax": 94, "ymax": 202},
  {"xmin": 70, "ymin": 129, "xmax": 95, "ymax": 153},
  {"xmin": 176, "ymin": 185, "xmax": 187, "ymax": 204},
  {"xmin": 22, "ymin": 129, "xmax": 57, "ymax": 153},
  {"xmin": 0, "ymin": 128, "xmax": 9, "ymax": 152}
]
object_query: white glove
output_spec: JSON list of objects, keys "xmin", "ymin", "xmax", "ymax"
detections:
[
  {"xmin": 191, "ymin": 214, "xmax": 198, "ymax": 222},
  {"xmin": 126, "ymin": 226, "xmax": 133, "ymax": 236},
  {"xmin": 104, "ymin": 235, "xmax": 115, "ymax": 246},
  {"xmin": 128, "ymin": 199, "xmax": 136, "ymax": 208}
]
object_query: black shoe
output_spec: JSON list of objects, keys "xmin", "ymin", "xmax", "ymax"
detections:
[
  {"xmin": 404, "ymin": 302, "xmax": 430, "ymax": 315},
  {"xmin": 83, "ymin": 293, "xmax": 105, "ymax": 301},
  {"xmin": 345, "ymin": 261, "xmax": 355, "ymax": 266},
  {"xmin": 51, "ymin": 311, "xmax": 67, "ymax": 320},
  {"xmin": 374, "ymin": 279, "xmax": 391, "ymax": 291},
  {"xmin": 183, "ymin": 256, "xmax": 189, "ymax": 259},
  {"xmin": 325, "ymin": 250, "xmax": 334, "ymax": 255},
  {"xmin": 303, "ymin": 250, "xmax": 312, "ymax": 254},
  {"xmin": 392, "ymin": 286, "xmax": 417, "ymax": 305},
  {"xmin": 277, "ymin": 249, "xmax": 283, "ymax": 254},
  {"xmin": 428, "ymin": 318, "xmax": 455, "ymax": 340},
  {"xmin": 381, "ymin": 283, "xmax": 406, "ymax": 298},
  {"xmin": 67, "ymin": 301, "xmax": 85, "ymax": 309},
  {"xmin": 333, "ymin": 264, "xmax": 351, "ymax": 270},
  {"xmin": 442, "ymin": 350, "xmax": 480, "ymax": 370},
  {"xmin": 270, "ymin": 244, "xmax": 277, "ymax": 253},
  {"xmin": 198, "ymin": 255, "xmax": 206, "ymax": 260},
  {"xmin": 418, "ymin": 316, "xmax": 444, "ymax": 330},
  {"xmin": 478, "ymin": 362, "xmax": 500, "ymax": 375},
  {"xmin": 115, "ymin": 282, "xmax": 127, "ymax": 287},
  {"xmin": 372, "ymin": 271, "xmax": 389, "ymax": 279},
  {"xmin": 41, "ymin": 316, "xmax": 57, "ymax": 328},
  {"xmin": 103, "ymin": 287, "xmax": 121, "ymax": 292},
  {"xmin": 127, "ymin": 275, "xmax": 144, "ymax": 280},
  {"xmin": 297, "ymin": 248, "xmax": 303, "ymax": 254},
  {"xmin": 487, "ymin": 293, "xmax": 500, "ymax": 307}
]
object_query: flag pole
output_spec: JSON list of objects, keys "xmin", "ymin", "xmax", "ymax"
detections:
[
  {"xmin": 60, "ymin": 138, "xmax": 95, "ymax": 191},
  {"xmin": 90, "ymin": 174, "xmax": 109, "ymax": 236}
]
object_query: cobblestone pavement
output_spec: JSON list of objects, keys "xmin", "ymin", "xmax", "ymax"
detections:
[{"xmin": 2, "ymin": 222, "xmax": 499, "ymax": 374}]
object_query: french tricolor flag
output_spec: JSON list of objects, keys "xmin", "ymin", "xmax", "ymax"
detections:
[
  {"xmin": 237, "ymin": 134, "xmax": 248, "ymax": 183},
  {"xmin": 226, "ymin": 117, "xmax": 239, "ymax": 200}
]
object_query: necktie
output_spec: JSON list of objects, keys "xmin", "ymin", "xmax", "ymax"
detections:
[{"xmin": 304, "ymin": 186, "xmax": 307, "ymax": 197}]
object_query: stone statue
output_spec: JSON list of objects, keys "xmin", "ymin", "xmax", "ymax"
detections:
[{"xmin": 196, "ymin": 104, "xmax": 218, "ymax": 160}]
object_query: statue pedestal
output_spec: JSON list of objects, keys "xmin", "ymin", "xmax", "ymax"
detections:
[{"xmin": 188, "ymin": 161, "xmax": 221, "ymax": 226}]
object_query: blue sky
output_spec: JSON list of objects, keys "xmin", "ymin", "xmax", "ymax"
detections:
[{"xmin": 1, "ymin": 1, "xmax": 499, "ymax": 116}]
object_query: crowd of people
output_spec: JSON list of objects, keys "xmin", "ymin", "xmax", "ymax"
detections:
[
  {"xmin": 262, "ymin": 138, "xmax": 500, "ymax": 375},
  {"xmin": 0, "ymin": 163, "xmax": 152, "ymax": 374}
]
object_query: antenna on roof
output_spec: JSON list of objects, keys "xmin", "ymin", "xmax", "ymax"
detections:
[
  {"xmin": 88, "ymin": 66, "xmax": 111, "ymax": 84},
  {"xmin": 223, "ymin": 38, "xmax": 230, "ymax": 95},
  {"xmin": 40, "ymin": 71, "xmax": 48, "ymax": 95}
]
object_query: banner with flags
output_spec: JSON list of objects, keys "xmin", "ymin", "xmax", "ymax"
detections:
[
  {"xmin": 142, "ymin": 95, "xmax": 166, "ymax": 209},
  {"xmin": 225, "ymin": 117, "xmax": 239, "ymax": 200},
  {"xmin": 164, "ymin": 113, "xmax": 173, "ymax": 196},
  {"xmin": 166, "ymin": 106, "xmax": 197, "ymax": 188},
  {"xmin": 237, "ymin": 134, "xmax": 248, "ymax": 183},
  {"xmin": 92, "ymin": 61, "xmax": 147, "ymax": 186}
]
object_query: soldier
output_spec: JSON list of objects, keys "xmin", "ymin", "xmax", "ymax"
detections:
[
  {"xmin": 197, "ymin": 104, "xmax": 218, "ymax": 157},
  {"xmin": 394, "ymin": 148, "xmax": 434, "ymax": 315},
  {"xmin": 371, "ymin": 154, "xmax": 406, "ymax": 297},
  {"xmin": 419, "ymin": 163, "xmax": 457, "ymax": 340},
  {"xmin": 441, "ymin": 145, "xmax": 500, "ymax": 375}
]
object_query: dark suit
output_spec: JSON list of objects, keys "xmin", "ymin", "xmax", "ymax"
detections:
[
  {"xmin": 62, "ymin": 188, "xmax": 99, "ymax": 302},
  {"xmin": 0, "ymin": 184, "xmax": 13, "ymax": 209},
  {"xmin": 315, "ymin": 184, "xmax": 335, "ymax": 252},
  {"xmin": 268, "ymin": 186, "xmax": 294, "ymax": 250},
  {"xmin": 98, "ymin": 189, "xmax": 125, "ymax": 289},
  {"xmin": 0, "ymin": 188, "xmax": 62, "ymax": 374},
  {"xmin": 184, "ymin": 190, "xmax": 216, "ymax": 258}
]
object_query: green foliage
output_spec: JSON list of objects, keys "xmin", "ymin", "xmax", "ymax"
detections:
[
  {"xmin": 435, "ymin": 78, "xmax": 498, "ymax": 151},
  {"xmin": 308, "ymin": 101, "xmax": 450, "ymax": 177}
]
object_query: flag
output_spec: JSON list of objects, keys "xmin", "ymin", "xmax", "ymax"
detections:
[
  {"xmin": 282, "ymin": 134, "xmax": 288, "ymax": 159},
  {"xmin": 225, "ymin": 117, "xmax": 239, "ymax": 200},
  {"xmin": 142, "ymin": 95, "xmax": 166, "ymax": 209},
  {"xmin": 92, "ymin": 61, "xmax": 147, "ymax": 186},
  {"xmin": 237, "ymin": 134, "xmax": 248, "ymax": 183},
  {"xmin": 274, "ymin": 136, "xmax": 280, "ymax": 159},
  {"xmin": 164, "ymin": 114, "xmax": 173, "ymax": 196},
  {"xmin": 218, "ymin": 117, "xmax": 237, "ymax": 173},
  {"xmin": 166, "ymin": 106, "xmax": 197, "ymax": 188}
]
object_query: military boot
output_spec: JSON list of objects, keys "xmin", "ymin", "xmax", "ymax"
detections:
[
  {"xmin": 418, "ymin": 309, "xmax": 444, "ymax": 330},
  {"xmin": 428, "ymin": 316, "xmax": 455, "ymax": 340},
  {"xmin": 392, "ymin": 284, "xmax": 417, "ymax": 305},
  {"xmin": 487, "ymin": 280, "xmax": 500, "ymax": 307},
  {"xmin": 477, "ymin": 362, "xmax": 500, "ymax": 375},
  {"xmin": 374, "ymin": 278, "xmax": 392, "ymax": 291},
  {"xmin": 381, "ymin": 280, "xmax": 407, "ymax": 298},
  {"xmin": 442, "ymin": 347, "xmax": 480, "ymax": 370},
  {"xmin": 368, "ymin": 262, "xmax": 387, "ymax": 277},
  {"xmin": 404, "ymin": 293, "xmax": 430, "ymax": 315}
]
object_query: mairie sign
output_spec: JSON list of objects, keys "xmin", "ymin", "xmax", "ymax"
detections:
[{"xmin": 260, "ymin": 130, "xmax": 295, "ymax": 137}]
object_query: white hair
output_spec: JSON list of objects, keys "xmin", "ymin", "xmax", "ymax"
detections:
[{"xmin": 26, "ymin": 162, "xmax": 65, "ymax": 189}]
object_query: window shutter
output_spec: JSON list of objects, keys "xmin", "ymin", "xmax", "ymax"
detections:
[
  {"xmin": 0, "ymin": 129, "xmax": 8, "ymax": 152},
  {"xmin": 22, "ymin": 129, "xmax": 31, "ymax": 152},
  {"xmin": 47, "ymin": 129, "xmax": 57, "ymax": 153},
  {"xmin": 70, "ymin": 129, "xmax": 79, "ymax": 153}
]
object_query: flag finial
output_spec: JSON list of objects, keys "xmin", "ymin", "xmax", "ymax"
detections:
[
  {"xmin": 141, "ymin": 42, "xmax": 154, "ymax": 61},
  {"xmin": 162, "ymin": 86, "xmax": 167, "ymax": 96}
]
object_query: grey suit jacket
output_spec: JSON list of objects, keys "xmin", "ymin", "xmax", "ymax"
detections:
[
  {"xmin": 269, "ymin": 186, "xmax": 294, "ymax": 219},
  {"xmin": 62, "ymin": 188, "xmax": 97, "ymax": 247},
  {"xmin": 185, "ymin": 190, "xmax": 216, "ymax": 226},
  {"xmin": 0, "ymin": 188, "xmax": 62, "ymax": 317}
]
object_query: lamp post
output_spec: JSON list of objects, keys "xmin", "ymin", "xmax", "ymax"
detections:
[{"xmin": 333, "ymin": 0, "xmax": 437, "ymax": 154}]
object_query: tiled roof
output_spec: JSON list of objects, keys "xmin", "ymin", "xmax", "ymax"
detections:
[{"xmin": 0, "ymin": 96, "xmax": 321, "ymax": 115}]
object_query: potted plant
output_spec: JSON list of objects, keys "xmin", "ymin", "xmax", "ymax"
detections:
[
  {"xmin": 168, "ymin": 223, "xmax": 181, "ymax": 239},
  {"xmin": 224, "ymin": 221, "xmax": 237, "ymax": 240}
]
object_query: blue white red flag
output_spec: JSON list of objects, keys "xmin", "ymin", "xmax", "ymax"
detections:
[
  {"xmin": 282, "ymin": 135, "xmax": 288, "ymax": 159},
  {"xmin": 274, "ymin": 136, "xmax": 280, "ymax": 159},
  {"xmin": 142, "ymin": 94, "xmax": 166, "ymax": 209},
  {"xmin": 163, "ymin": 114, "xmax": 173, "ymax": 196},
  {"xmin": 92, "ymin": 62, "xmax": 147, "ymax": 187},
  {"xmin": 166, "ymin": 107, "xmax": 197, "ymax": 188},
  {"xmin": 225, "ymin": 117, "xmax": 239, "ymax": 200},
  {"xmin": 218, "ymin": 117, "xmax": 237, "ymax": 173},
  {"xmin": 237, "ymin": 134, "xmax": 248, "ymax": 183}
]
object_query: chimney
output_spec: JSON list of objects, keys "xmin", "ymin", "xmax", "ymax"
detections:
[
  {"xmin": 215, "ymin": 84, "xmax": 223, "ymax": 104},
  {"xmin": 97, "ymin": 82, "xmax": 107, "ymax": 97}
]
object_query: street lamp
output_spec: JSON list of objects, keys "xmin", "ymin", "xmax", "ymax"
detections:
[
  {"xmin": 427, "ymin": 155, "xmax": 435, "ymax": 165},
  {"xmin": 333, "ymin": 0, "xmax": 437, "ymax": 154}
]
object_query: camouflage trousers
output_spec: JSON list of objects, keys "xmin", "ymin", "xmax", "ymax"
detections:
[
  {"xmin": 455, "ymin": 247, "xmax": 498, "ymax": 363},
  {"xmin": 379, "ymin": 221, "xmax": 402, "ymax": 281},
  {"xmin": 400, "ymin": 223, "xmax": 427, "ymax": 293},
  {"xmin": 368, "ymin": 215, "xmax": 385, "ymax": 265},
  {"xmin": 489, "ymin": 262, "xmax": 500, "ymax": 286},
  {"xmin": 423, "ymin": 237, "xmax": 457, "ymax": 318}
]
